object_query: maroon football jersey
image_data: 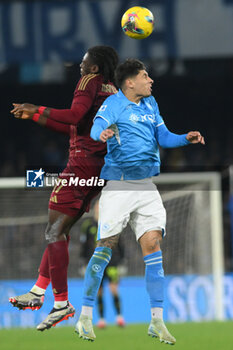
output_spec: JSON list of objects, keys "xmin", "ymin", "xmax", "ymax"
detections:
[
  {"xmin": 69, "ymin": 74, "xmax": 117, "ymax": 158},
  {"xmin": 47, "ymin": 74, "xmax": 116, "ymax": 159}
]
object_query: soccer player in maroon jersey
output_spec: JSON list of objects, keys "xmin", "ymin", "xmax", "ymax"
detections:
[{"xmin": 9, "ymin": 46, "xmax": 118, "ymax": 331}]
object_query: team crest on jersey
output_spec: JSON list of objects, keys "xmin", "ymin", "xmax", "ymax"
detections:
[{"xmin": 129, "ymin": 113, "xmax": 139, "ymax": 123}]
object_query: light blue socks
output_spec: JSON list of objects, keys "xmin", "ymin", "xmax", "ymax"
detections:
[
  {"xmin": 82, "ymin": 247, "xmax": 112, "ymax": 307},
  {"xmin": 144, "ymin": 250, "xmax": 164, "ymax": 308}
]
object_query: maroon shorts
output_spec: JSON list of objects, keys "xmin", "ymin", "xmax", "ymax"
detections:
[{"xmin": 49, "ymin": 156, "xmax": 105, "ymax": 217}]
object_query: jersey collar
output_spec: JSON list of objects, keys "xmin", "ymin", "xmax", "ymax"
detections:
[{"xmin": 117, "ymin": 89, "xmax": 143, "ymax": 107}]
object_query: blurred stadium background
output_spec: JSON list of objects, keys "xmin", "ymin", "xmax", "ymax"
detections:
[{"xmin": 0, "ymin": 0, "xmax": 233, "ymax": 337}]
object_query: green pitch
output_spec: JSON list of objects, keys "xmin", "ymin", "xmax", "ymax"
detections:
[{"xmin": 1, "ymin": 322, "xmax": 233, "ymax": 350}]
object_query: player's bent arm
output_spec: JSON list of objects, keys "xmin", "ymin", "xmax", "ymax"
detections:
[
  {"xmin": 11, "ymin": 104, "xmax": 70, "ymax": 134},
  {"xmin": 11, "ymin": 94, "xmax": 94, "ymax": 126},
  {"xmin": 90, "ymin": 117, "xmax": 109, "ymax": 141},
  {"xmin": 156, "ymin": 123, "xmax": 190, "ymax": 148}
]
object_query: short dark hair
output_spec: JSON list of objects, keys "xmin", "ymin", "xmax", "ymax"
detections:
[
  {"xmin": 115, "ymin": 58, "xmax": 146, "ymax": 89},
  {"xmin": 87, "ymin": 46, "xmax": 119, "ymax": 83}
]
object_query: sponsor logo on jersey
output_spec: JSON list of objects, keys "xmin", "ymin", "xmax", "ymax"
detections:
[{"xmin": 129, "ymin": 113, "xmax": 156, "ymax": 123}]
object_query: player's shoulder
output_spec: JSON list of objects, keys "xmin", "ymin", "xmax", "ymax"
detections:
[
  {"xmin": 143, "ymin": 95, "xmax": 157, "ymax": 106},
  {"xmin": 77, "ymin": 73, "xmax": 101, "ymax": 91},
  {"xmin": 143, "ymin": 95, "xmax": 159, "ymax": 111},
  {"xmin": 102, "ymin": 90, "xmax": 119, "ymax": 105}
]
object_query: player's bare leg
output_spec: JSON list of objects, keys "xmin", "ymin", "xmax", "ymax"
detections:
[{"xmin": 140, "ymin": 230, "xmax": 176, "ymax": 345}]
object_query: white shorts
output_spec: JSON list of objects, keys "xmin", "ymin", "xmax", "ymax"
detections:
[{"xmin": 97, "ymin": 178, "xmax": 166, "ymax": 241}]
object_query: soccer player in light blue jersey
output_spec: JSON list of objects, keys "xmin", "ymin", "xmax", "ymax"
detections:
[{"xmin": 76, "ymin": 58, "xmax": 205, "ymax": 344}]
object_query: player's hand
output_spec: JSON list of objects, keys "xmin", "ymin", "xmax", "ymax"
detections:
[
  {"xmin": 10, "ymin": 103, "xmax": 38, "ymax": 120},
  {"xmin": 100, "ymin": 129, "xmax": 115, "ymax": 142},
  {"xmin": 186, "ymin": 131, "xmax": 205, "ymax": 145}
]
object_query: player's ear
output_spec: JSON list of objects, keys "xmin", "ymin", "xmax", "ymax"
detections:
[
  {"xmin": 90, "ymin": 64, "xmax": 99, "ymax": 74},
  {"xmin": 126, "ymin": 78, "xmax": 134, "ymax": 89}
]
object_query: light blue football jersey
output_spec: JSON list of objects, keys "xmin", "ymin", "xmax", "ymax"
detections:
[{"xmin": 95, "ymin": 89, "xmax": 165, "ymax": 180}]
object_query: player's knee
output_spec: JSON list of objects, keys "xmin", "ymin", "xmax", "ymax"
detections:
[
  {"xmin": 96, "ymin": 234, "xmax": 120, "ymax": 249},
  {"xmin": 141, "ymin": 237, "xmax": 162, "ymax": 255},
  {"xmin": 146, "ymin": 240, "xmax": 161, "ymax": 254},
  {"xmin": 140, "ymin": 230, "xmax": 162, "ymax": 255}
]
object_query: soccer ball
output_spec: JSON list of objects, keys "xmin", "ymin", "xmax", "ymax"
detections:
[{"xmin": 121, "ymin": 6, "xmax": 154, "ymax": 40}]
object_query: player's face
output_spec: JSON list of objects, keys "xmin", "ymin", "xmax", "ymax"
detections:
[
  {"xmin": 131, "ymin": 70, "xmax": 153, "ymax": 98},
  {"xmin": 80, "ymin": 53, "xmax": 96, "ymax": 76}
]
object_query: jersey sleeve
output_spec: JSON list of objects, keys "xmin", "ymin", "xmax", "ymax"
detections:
[
  {"xmin": 155, "ymin": 123, "xmax": 190, "ymax": 148},
  {"xmin": 45, "ymin": 118, "xmax": 70, "ymax": 134},
  {"xmin": 90, "ymin": 117, "xmax": 109, "ymax": 141},
  {"xmin": 94, "ymin": 96, "xmax": 117, "ymax": 126},
  {"xmin": 49, "ymin": 74, "xmax": 98, "ymax": 125}
]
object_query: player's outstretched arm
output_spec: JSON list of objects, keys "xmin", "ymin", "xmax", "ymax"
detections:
[
  {"xmin": 156, "ymin": 123, "xmax": 205, "ymax": 148},
  {"xmin": 10, "ymin": 103, "xmax": 69, "ymax": 134},
  {"xmin": 11, "ymin": 78, "xmax": 95, "ymax": 127},
  {"xmin": 186, "ymin": 131, "xmax": 205, "ymax": 145},
  {"xmin": 11, "ymin": 99, "xmax": 92, "ymax": 126}
]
